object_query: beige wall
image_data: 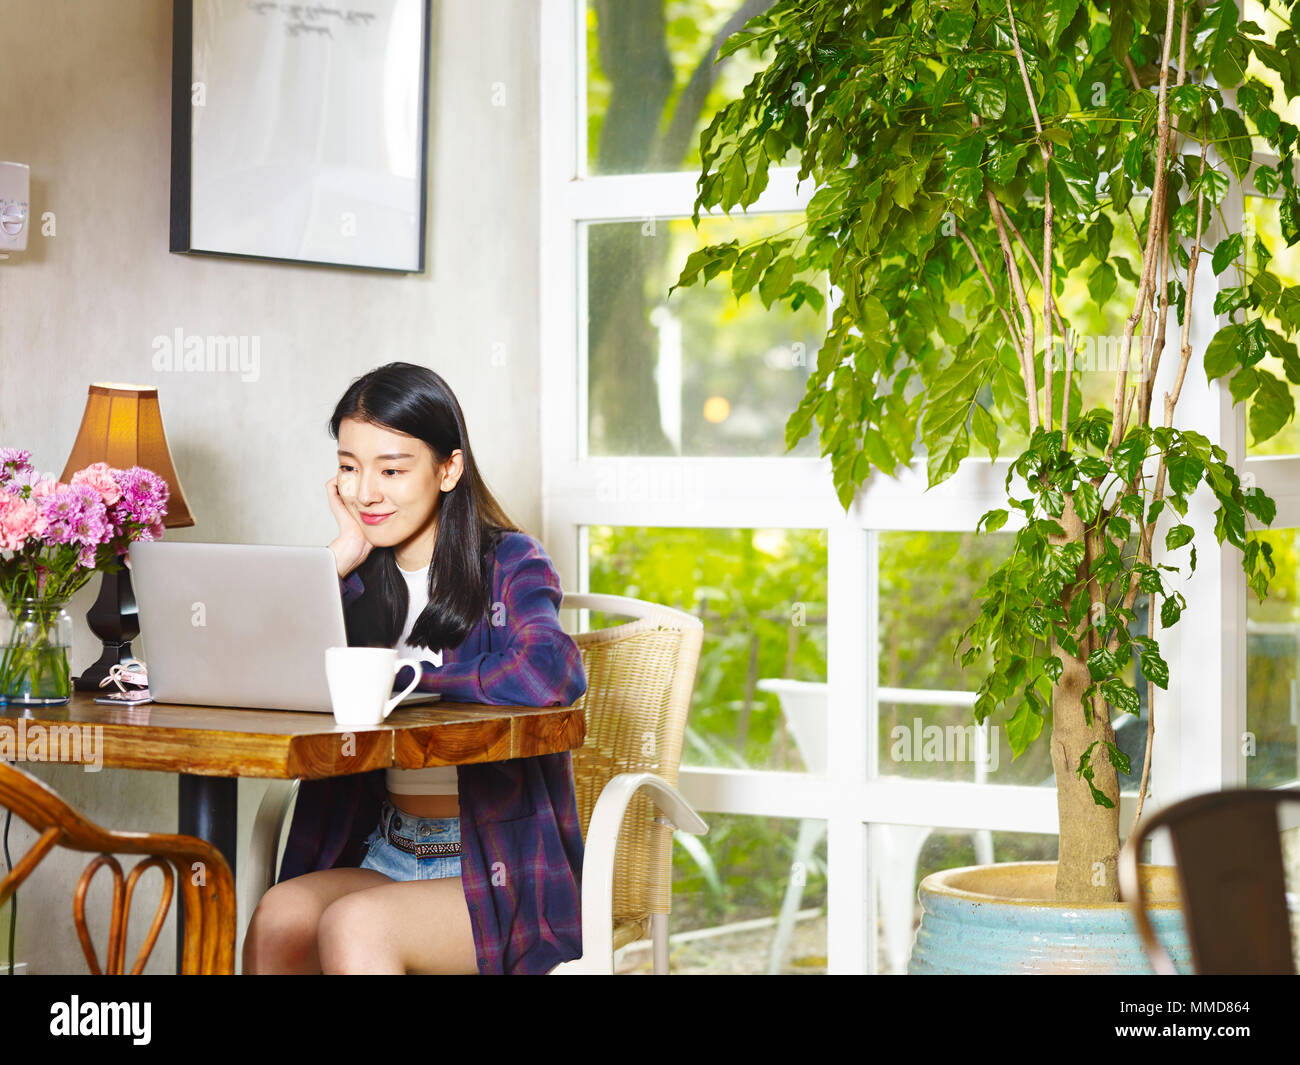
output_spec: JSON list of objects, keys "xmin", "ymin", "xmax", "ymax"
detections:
[{"xmin": 0, "ymin": 0, "xmax": 541, "ymax": 973}]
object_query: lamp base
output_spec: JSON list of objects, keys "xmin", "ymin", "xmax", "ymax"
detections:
[
  {"xmin": 73, "ymin": 640, "xmax": 140, "ymax": 692},
  {"xmin": 72, "ymin": 567, "xmax": 141, "ymax": 693}
]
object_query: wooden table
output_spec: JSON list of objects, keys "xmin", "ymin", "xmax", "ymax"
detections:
[{"xmin": 0, "ymin": 690, "xmax": 585, "ymax": 972}]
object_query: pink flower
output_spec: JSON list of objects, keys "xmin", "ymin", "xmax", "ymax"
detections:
[
  {"xmin": 31, "ymin": 480, "xmax": 64, "ymax": 500},
  {"xmin": 71, "ymin": 462, "xmax": 122, "ymax": 505},
  {"xmin": 0, "ymin": 494, "xmax": 43, "ymax": 551}
]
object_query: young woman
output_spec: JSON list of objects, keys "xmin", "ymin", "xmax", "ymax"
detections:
[{"xmin": 242, "ymin": 362, "xmax": 588, "ymax": 975}]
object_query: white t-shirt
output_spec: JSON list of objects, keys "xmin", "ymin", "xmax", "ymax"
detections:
[{"xmin": 386, "ymin": 560, "xmax": 457, "ymax": 797}]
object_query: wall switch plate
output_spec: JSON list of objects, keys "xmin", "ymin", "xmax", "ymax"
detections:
[{"xmin": 0, "ymin": 161, "xmax": 31, "ymax": 253}]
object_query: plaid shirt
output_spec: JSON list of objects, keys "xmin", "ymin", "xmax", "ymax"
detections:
[{"xmin": 277, "ymin": 532, "xmax": 588, "ymax": 974}]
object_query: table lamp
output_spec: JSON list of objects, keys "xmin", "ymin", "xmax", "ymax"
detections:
[{"xmin": 59, "ymin": 383, "xmax": 194, "ymax": 691}]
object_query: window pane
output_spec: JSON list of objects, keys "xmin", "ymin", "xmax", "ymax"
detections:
[
  {"xmin": 1247, "ymin": 528, "xmax": 1300, "ymax": 786},
  {"xmin": 585, "ymin": 215, "xmax": 824, "ymax": 456},
  {"xmin": 586, "ymin": 525, "xmax": 827, "ymax": 771},
  {"xmin": 876, "ymin": 530, "xmax": 1152, "ymax": 792},
  {"xmin": 585, "ymin": 0, "xmax": 790, "ymax": 177},
  {"xmin": 616, "ymin": 813, "xmax": 827, "ymax": 973}
]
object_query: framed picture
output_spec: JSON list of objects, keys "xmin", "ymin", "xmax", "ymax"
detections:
[{"xmin": 170, "ymin": 0, "xmax": 431, "ymax": 273}]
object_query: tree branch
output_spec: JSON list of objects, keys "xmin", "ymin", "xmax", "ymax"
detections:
[{"xmin": 1109, "ymin": 0, "xmax": 1178, "ymax": 455}]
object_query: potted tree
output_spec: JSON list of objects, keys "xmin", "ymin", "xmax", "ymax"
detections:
[{"xmin": 673, "ymin": 0, "xmax": 1299, "ymax": 971}]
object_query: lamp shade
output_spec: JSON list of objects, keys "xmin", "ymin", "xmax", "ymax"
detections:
[{"xmin": 59, "ymin": 382, "xmax": 194, "ymax": 528}]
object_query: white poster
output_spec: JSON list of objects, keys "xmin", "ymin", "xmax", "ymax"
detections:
[{"xmin": 175, "ymin": 0, "xmax": 428, "ymax": 272}]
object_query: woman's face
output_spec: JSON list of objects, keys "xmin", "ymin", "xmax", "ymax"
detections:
[{"xmin": 336, "ymin": 417, "xmax": 462, "ymax": 551}]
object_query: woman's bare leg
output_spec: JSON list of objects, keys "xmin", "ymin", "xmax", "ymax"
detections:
[
  {"xmin": 243, "ymin": 867, "xmax": 394, "ymax": 974},
  {"xmin": 316, "ymin": 878, "xmax": 477, "ymax": 974}
]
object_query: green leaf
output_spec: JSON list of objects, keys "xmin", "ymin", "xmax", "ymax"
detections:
[
  {"xmin": 1161, "ymin": 591, "xmax": 1185, "ymax": 628},
  {"xmin": 1087, "ymin": 647, "xmax": 1118, "ymax": 680},
  {"xmin": 936, "ymin": 9, "xmax": 975, "ymax": 48},
  {"xmin": 719, "ymin": 151, "xmax": 748, "ymax": 209},
  {"xmin": 1204, "ymin": 323, "xmax": 1243, "ymax": 380},
  {"xmin": 1139, "ymin": 642, "xmax": 1169, "ymax": 689},
  {"xmin": 1281, "ymin": 190, "xmax": 1300, "ymax": 246},
  {"xmin": 1166, "ymin": 523, "xmax": 1195, "ymax": 550},
  {"xmin": 670, "ymin": 241, "xmax": 739, "ymax": 296},
  {"xmin": 1193, "ymin": 0, "xmax": 1239, "ymax": 66},
  {"xmin": 730, "ymin": 243, "xmax": 775, "ymax": 299},
  {"xmin": 891, "ymin": 165, "xmax": 920, "ymax": 208},
  {"xmin": 1249, "ymin": 369, "xmax": 1295, "ymax": 443},
  {"xmin": 1075, "ymin": 742, "xmax": 1116, "ymax": 808},
  {"xmin": 1229, "ymin": 365, "xmax": 1260, "ymax": 403},
  {"xmin": 1211, "ymin": 109, "xmax": 1251, "ymax": 181},
  {"xmin": 1088, "ymin": 261, "xmax": 1117, "ymax": 304},
  {"xmin": 1199, "ymin": 165, "xmax": 1230, "ymax": 205},
  {"xmin": 967, "ymin": 78, "xmax": 1007, "ymax": 120},
  {"xmin": 1101, "ymin": 677, "xmax": 1141, "ymax": 716},
  {"xmin": 988, "ymin": 141, "xmax": 1028, "ymax": 185},
  {"xmin": 758, "ymin": 255, "xmax": 797, "ymax": 308},
  {"xmin": 1074, "ymin": 481, "xmax": 1101, "ymax": 523},
  {"xmin": 1042, "ymin": 0, "xmax": 1081, "ymax": 44},
  {"xmin": 978, "ymin": 507, "xmax": 1009, "ymax": 533},
  {"xmin": 926, "ymin": 424, "xmax": 971, "ymax": 486},
  {"xmin": 1212, "ymin": 232, "xmax": 1244, "ymax": 275},
  {"xmin": 971, "ymin": 403, "xmax": 1000, "ymax": 461},
  {"xmin": 1006, "ymin": 700, "xmax": 1045, "ymax": 757},
  {"xmin": 1104, "ymin": 740, "xmax": 1132, "ymax": 777}
]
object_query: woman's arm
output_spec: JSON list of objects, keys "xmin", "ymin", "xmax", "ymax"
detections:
[
  {"xmin": 340, "ymin": 571, "xmax": 365, "ymax": 609},
  {"xmin": 411, "ymin": 546, "xmax": 587, "ymax": 707}
]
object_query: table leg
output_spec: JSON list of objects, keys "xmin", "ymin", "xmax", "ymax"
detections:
[{"xmin": 177, "ymin": 774, "xmax": 238, "ymax": 974}]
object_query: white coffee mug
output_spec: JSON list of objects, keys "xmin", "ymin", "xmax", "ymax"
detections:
[{"xmin": 325, "ymin": 646, "xmax": 422, "ymax": 725}]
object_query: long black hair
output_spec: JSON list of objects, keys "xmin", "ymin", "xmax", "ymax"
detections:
[{"xmin": 329, "ymin": 362, "xmax": 521, "ymax": 652}]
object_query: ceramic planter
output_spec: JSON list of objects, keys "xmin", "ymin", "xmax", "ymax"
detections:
[{"xmin": 908, "ymin": 861, "xmax": 1191, "ymax": 974}]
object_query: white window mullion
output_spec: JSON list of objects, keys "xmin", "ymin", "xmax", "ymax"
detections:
[
  {"xmin": 826, "ymin": 519, "xmax": 870, "ymax": 974},
  {"xmin": 1153, "ymin": 157, "xmax": 1248, "ymax": 839},
  {"xmin": 539, "ymin": 0, "xmax": 580, "ymax": 586}
]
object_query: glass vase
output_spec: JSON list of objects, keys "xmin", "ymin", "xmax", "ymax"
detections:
[{"xmin": 0, "ymin": 597, "xmax": 74, "ymax": 706}]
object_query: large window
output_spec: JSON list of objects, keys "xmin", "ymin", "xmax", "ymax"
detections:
[{"xmin": 541, "ymin": 0, "xmax": 1286, "ymax": 974}]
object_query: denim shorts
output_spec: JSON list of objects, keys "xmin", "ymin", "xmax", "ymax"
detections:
[{"xmin": 359, "ymin": 800, "xmax": 462, "ymax": 882}]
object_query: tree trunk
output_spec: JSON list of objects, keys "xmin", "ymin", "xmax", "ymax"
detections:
[{"xmin": 1049, "ymin": 497, "xmax": 1121, "ymax": 901}]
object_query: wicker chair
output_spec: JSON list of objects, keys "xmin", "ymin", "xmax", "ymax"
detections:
[
  {"xmin": 550, "ymin": 592, "xmax": 706, "ymax": 973},
  {"xmin": 0, "ymin": 760, "xmax": 236, "ymax": 974},
  {"xmin": 1119, "ymin": 787, "xmax": 1300, "ymax": 974},
  {"xmin": 244, "ymin": 591, "xmax": 707, "ymax": 975}
]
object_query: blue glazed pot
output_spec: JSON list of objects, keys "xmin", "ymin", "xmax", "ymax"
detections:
[{"xmin": 908, "ymin": 861, "xmax": 1192, "ymax": 974}]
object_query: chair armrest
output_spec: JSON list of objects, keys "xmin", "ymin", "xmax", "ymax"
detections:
[{"xmin": 551, "ymin": 772, "xmax": 707, "ymax": 974}]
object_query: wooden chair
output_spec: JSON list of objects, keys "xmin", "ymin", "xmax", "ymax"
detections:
[
  {"xmin": 245, "ymin": 591, "xmax": 708, "ymax": 975},
  {"xmin": 0, "ymin": 760, "xmax": 235, "ymax": 974},
  {"xmin": 1119, "ymin": 787, "xmax": 1300, "ymax": 975}
]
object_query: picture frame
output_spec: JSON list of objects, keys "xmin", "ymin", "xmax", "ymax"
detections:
[{"xmin": 169, "ymin": 0, "xmax": 431, "ymax": 273}]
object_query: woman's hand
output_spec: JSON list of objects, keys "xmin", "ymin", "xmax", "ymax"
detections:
[{"xmin": 326, "ymin": 474, "xmax": 373, "ymax": 578}]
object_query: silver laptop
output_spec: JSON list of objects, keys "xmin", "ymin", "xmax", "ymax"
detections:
[{"xmin": 128, "ymin": 541, "xmax": 440, "ymax": 713}]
